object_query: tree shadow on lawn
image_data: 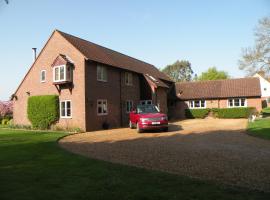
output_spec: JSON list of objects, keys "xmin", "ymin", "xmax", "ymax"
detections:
[{"xmin": 60, "ymin": 128, "xmax": 270, "ymax": 193}]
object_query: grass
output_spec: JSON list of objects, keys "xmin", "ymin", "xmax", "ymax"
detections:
[
  {"xmin": 262, "ymin": 107, "xmax": 270, "ymax": 114},
  {"xmin": 248, "ymin": 118, "xmax": 270, "ymax": 140},
  {"xmin": 0, "ymin": 129, "xmax": 269, "ymax": 200}
]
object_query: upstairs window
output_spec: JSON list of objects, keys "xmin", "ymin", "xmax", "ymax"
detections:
[
  {"xmin": 189, "ymin": 100, "xmax": 206, "ymax": 108},
  {"xmin": 40, "ymin": 70, "xmax": 46, "ymax": 82},
  {"xmin": 97, "ymin": 99, "xmax": 108, "ymax": 115},
  {"xmin": 125, "ymin": 72, "xmax": 133, "ymax": 86},
  {"xmin": 60, "ymin": 100, "xmax": 72, "ymax": 118},
  {"xmin": 228, "ymin": 98, "xmax": 246, "ymax": 107},
  {"xmin": 53, "ymin": 65, "xmax": 72, "ymax": 83},
  {"xmin": 97, "ymin": 65, "xmax": 107, "ymax": 82},
  {"xmin": 126, "ymin": 100, "xmax": 133, "ymax": 113}
]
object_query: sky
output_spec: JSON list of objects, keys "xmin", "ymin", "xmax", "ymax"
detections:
[{"xmin": 0, "ymin": 0, "xmax": 269, "ymax": 100}]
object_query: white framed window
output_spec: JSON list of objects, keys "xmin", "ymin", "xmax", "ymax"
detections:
[
  {"xmin": 60, "ymin": 100, "xmax": 72, "ymax": 118},
  {"xmin": 140, "ymin": 100, "xmax": 152, "ymax": 105},
  {"xmin": 53, "ymin": 65, "xmax": 72, "ymax": 83},
  {"xmin": 126, "ymin": 100, "xmax": 133, "ymax": 113},
  {"xmin": 40, "ymin": 70, "xmax": 46, "ymax": 82},
  {"xmin": 97, "ymin": 65, "xmax": 107, "ymax": 82},
  {"xmin": 227, "ymin": 98, "xmax": 246, "ymax": 108},
  {"xmin": 97, "ymin": 99, "xmax": 108, "ymax": 115},
  {"xmin": 189, "ymin": 100, "xmax": 206, "ymax": 108},
  {"xmin": 125, "ymin": 72, "xmax": 133, "ymax": 86}
]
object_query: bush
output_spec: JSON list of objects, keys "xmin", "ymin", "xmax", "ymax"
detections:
[
  {"xmin": 1, "ymin": 118, "xmax": 9, "ymax": 125},
  {"xmin": 212, "ymin": 107, "xmax": 255, "ymax": 118},
  {"xmin": 27, "ymin": 95, "xmax": 59, "ymax": 129},
  {"xmin": 185, "ymin": 109, "xmax": 210, "ymax": 119}
]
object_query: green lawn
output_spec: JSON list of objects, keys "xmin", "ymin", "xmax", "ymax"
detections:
[
  {"xmin": 0, "ymin": 129, "xmax": 269, "ymax": 200},
  {"xmin": 262, "ymin": 107, "xmax": 270, "ymax": 114},
  {"xmin": 248, "ymin": 118, "xmax": 270, "ymax": 140}
]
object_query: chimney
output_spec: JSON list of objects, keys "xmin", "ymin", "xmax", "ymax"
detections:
[{"xmin": 32, "ymin": 48, "xmax": 37, "ymax": 62}]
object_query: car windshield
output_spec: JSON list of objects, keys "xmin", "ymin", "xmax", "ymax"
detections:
[{"xmin": 137, "ymin": 105, "xmax": 159, "ymax": 114}]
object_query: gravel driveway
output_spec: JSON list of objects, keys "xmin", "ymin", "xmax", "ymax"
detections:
[{"xmin": 59, "ymin": 118, "xmax": 270, "ymax": 191}]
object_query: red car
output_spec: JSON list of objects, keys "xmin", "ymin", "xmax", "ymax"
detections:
[{"xmin": 129, "ymin": 104, "xmax": 169, "ymax": 133}]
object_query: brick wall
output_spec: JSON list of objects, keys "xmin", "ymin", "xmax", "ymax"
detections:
[
  {"xmin": 85, "ymin": 61, "xmax": 140, "ymax": 131},
  {"xmin": 156, "ymin": 88, "xmax": 168, "ymax": 114},
  {"xmin": 13, "ymin": 31, "xmax": 86, "ymax": 130}
]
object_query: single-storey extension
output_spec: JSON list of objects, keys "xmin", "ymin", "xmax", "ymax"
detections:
[{"xmin": 169, "ymin": 78, "xmax": 262, "ymax": 118}]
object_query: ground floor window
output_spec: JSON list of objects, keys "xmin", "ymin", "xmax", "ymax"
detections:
[
  {"xmin": 60, "ymin": 100, "xmax": 72, "ymax": 118},
  {"xmin": 97, "ymin": 99, "xmax": 108, "ymax": 115},
  {"xmin": 228, "ymin": 98, "xmax": 246, "ymax": 107},
  {"xmin": 126, "ymin": 100, "xmax": 133, "ymax": 113},
  {"xmin": 140, "ymin": 100, "xmax": 152, "ymax": 105},
  {"xmin": 189, "ymin": 100, "xmax": 206, "ymax": 108}
]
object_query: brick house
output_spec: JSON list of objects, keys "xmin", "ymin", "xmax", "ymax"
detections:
[
  {"xmin": 13, "ymin": 30, "xmax": 173, "ymax": 131},
  {"xmin": 169, "ymin": 78, "xmax": 262, "ymax": 118}
]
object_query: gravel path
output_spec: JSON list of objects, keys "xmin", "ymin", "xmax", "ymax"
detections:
[{"xmin": 59, "ymin": 118, "xmax": 270, "ymax": 191}]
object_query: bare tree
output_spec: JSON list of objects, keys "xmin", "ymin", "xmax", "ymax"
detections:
[
  {"xmin": 4, "ymin": 0, "xmax": 9, "ymax": 4},
  {"xmin": 239, "ymin": 17, "xmax": 270, "ymax": 76}
]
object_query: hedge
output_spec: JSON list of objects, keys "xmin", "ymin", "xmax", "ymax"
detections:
[
  {"xmin": 185, "ymin": 109, "xmax": 210, "ymax": 119},
  {"xmin": 212, "ymin": 107, "xmax": 255, "ymax": 119},
  {"xmin": 27, "ymin": 95, "xmax": 59, "ymax": 129}
]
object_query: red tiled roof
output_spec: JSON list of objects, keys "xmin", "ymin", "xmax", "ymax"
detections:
[
  {"xmin": 57, "ymin": 30, "xmax": 172, "ymax": 82},
  {"xmin": 175, "ymin": 78, "xmax": 261, "ymax": 100}
]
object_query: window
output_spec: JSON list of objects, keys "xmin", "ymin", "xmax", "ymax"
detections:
[
  {"xmin": 97, "ymin": 100, "xmax": 108, "ymax": 115},
  {"xmin": 97, "ymin": 65, "xmax": 107, "ymax": 82},
  {"xmin": 60, "ymin": 100, "xmax": 72, "ymax": 118},
  {"xmin": 126, "ymin": 100, "xmax": 133, "ymax": 113},
  {"xmin": 53, "ymin": 65, "xmax": 72, "ymax": 82},
  {"xmin": 228, "ymin": 98, "xmax": 246, "ymax": 108},
  {"xmin": 140, "ymin": 100, "xmax": 152, "ymax": 105},
  {"xmin": 40, "ymin": 70, "xmax": 46, "ymax": 82},
  {"xmin": 125, "ymin": 72, "xmax": 133, "ymax": 86},
  {"xmin": 189, "ymin": 100, "xmax": 206, "ymax": 108}
]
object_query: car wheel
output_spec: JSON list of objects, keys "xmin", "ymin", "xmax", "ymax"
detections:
[
  {"xmin": 136, "ymin": 123, "xmax": 143, "ymax": 133},
  {"xmin": 129, "ymin": 121, "xmax": 134, "ymax": 129}
]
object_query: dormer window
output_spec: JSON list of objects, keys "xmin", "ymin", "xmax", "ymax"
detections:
[{"xmin": 53, "ymin": 65, "xmax": 72, "ymax": 83}]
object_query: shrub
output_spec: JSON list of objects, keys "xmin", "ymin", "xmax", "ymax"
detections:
[
  {"xmin": 185, "ymin": 109, "xmax": 210, "ymax": 119},
  {"xmin": 7, "ymin": 119, "xmax": 13, "ymax": 125},
  {"xmin": 1, "ymin": 118, "xmax": 9, "ymax": 125},
  {"xmin": 27, "ymin": 95, "xmax": 59, "ymax": 129},
  {"xmin": 212, "ymin": 107, "xmax": 255, "ymax": 118}
]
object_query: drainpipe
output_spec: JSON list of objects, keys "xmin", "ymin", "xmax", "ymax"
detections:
[{"xmin": 119, "ymin": 71, "xmax": 123, "ymax": 126}]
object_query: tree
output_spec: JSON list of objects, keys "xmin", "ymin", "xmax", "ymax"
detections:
[
  {"xmin": 162, "ymin": 60, "xmax": 193, "ymax": 82},
  {"xmin": 0, "ymin": 101, "xmax": 13, "ymax": 118},
  {"xmin": 239, "ymin": 17, "xmax": 270, "ymax": 76},
  {"xmin": 198, "ymin": 67, "xmax": 229, "ymax": 81}
]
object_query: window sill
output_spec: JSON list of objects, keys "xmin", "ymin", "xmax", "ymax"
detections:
[
  {"xmin": 97, "ymin": 79, "xmax": 108, "ymax": 82},
  {"xmin": 97, "ymin": 113, "xmax": 108, "ymax": 116},
  {"xmin": 60, "ymin": 116, "xmax": 72, "ymax": 119}
]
